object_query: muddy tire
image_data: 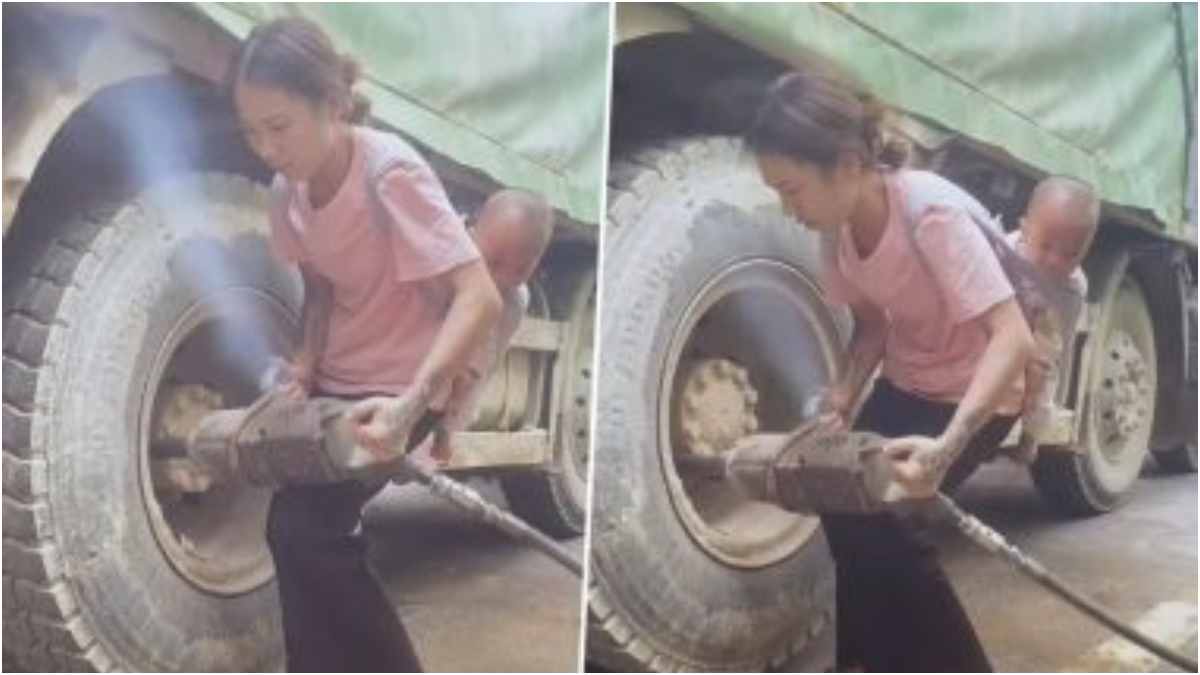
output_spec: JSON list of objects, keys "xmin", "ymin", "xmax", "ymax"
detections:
[
  {"xmin": 588, "ymin": 138, "xmax": 843, "ymax": 672},
  {"xmin": 3, "ymin": 174, "xmax": 299, "ymax": 671},
  {"xmin": 1032, "ymin": 270, "xmax": 1157, "ymax": 516},
  {"xmin": 502, "ymin": 267, "xmax": 595, "ymax": 537}
]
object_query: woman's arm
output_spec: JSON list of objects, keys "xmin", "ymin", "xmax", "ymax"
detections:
[
  {"xmin": 347, "ymin": 259, "xmax": 502, "ymax": 454},
  {"xmin": 886, "ymin": 297, "xmax": 1035, "ymax": 495},
  {"xmin": 824, "ymin": 299, "xmax": 887, "ymax": 426},
  {"xmin": 411, "ymin": 259, "xmax": 503, "ymax": 401},
  {"xmin": 941, "ymin": 298, "xmax": 1035, "ymax": 454},
  {"xmin": 283, "ymin": 264, "xmax": 333, "ymax": 398}
]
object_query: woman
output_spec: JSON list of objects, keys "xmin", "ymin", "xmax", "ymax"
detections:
[
  {"xmin": 745, "ymin": 69, "xmax": 1035, "ymax": 671},
  {"xmin": 231, "ymin": 17, "xmax": 502, "ymax": 671}
]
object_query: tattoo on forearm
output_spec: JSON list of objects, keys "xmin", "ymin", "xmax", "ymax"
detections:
[
  {"xmin": 415, "ymin": 371, "xmax": 447, "ymax": 402},
  {"xmin": 919, "ymin": 449, "xmax": 957, "ymax": 475},
  {"xmin": 843, "ymin": 332, "xmax": 884, "ymax": 396},
  {"xmin": 944, "ymin": 407, "xmax": 988, "ymax": 457}
]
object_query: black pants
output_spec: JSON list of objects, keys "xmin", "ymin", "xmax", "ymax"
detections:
[
  {"xmin": 266, "ymin": 391, "xmax": 425, "ymax": 672},
  {"xmin": 822, "ymin": 379, "xmax": 1016, "ymax": 672}
]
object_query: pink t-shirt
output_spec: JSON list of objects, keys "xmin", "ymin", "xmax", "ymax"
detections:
[
  {"xmin": 270, "ymin": 127, "xmax": 480, "ymax": 397},
  {"xmin": 822, "ymin": 170, "xmax": 1023, "ymax": 413}
]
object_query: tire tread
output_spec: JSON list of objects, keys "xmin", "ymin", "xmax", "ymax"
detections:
[{"xmin": 3, "ymin": 201, "xmax": 116, "ymax": 672}]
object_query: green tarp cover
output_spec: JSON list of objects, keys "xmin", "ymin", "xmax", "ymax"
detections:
[
  {"xmin": 198, "ymin": 3, "xmax": 609, "ymax": 225},
  {"xmin": 686, "ymin": 3, "xmax": 1196, "ymax": 235}
]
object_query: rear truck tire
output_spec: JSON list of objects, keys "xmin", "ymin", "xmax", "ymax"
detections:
[
  {"xmin": 1032, "ymin": 265, "xmax": 1158, "ymax": 516},
  {"xmin": 3, "ymin": 173, "xmax": 300, "ymax": 671},
  {"xmin": 1154, "ymin": 443, "xmax": 1197, "ymax": 473},
  {"xmin": 501, "ymin": 266, "xmax": 595, "ymax": 538},
  {"xmin": 588, "ymin": 137, "xmax": 844, "ymax": 672},
  {"xmin": 1152, "ymin": 278, "xmax": 1196, "ymax": 474}
]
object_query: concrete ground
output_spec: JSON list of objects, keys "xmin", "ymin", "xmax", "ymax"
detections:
[
  {"xmin": 945, "ymin": 458, "xmax": 1197, "ymax": 673},
  {"xmin": 362, "ymin": 457, "xmax": 1194, "ymax": 673},
  {"xmin": 589, "ymin": 457, "xmax": 1196, "ymax": 674},
  {"xmin": 362, "ymin": 479, "xmax": 583, "ymax": 673}
]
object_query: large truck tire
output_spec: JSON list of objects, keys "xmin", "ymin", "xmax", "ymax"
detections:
[
  {"xmin": 3, "ymin": 174, "xmax": 299, "ymax": 671},
  {"xmin": 1152, "ymin": 281, "xmax": 1196, "ymax": 474},
  {"xmin": 588, "ymin": 138, "xmax": 843, "ymax": 672},
  {"xmin": 1032, "ymin": 268, "xmax": 1158, "ymax": 516},
  {"xmin": 502, "ymin": 267, "xmax": 595, "ymax": 538}
]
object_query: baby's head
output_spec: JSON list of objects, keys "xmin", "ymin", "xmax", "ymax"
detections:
[
  {"xmin": 1020, "ymin": 176, "xmax": 1099, "ymax": 280},
  {"xmin": 472, "ymin": 189, "xmax": 554, "ymax": 292}
]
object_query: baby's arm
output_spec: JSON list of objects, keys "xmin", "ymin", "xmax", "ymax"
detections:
[
  {"xmin": 1020, "ymin": 312, "xmax": 1062, "ymax": 445},
  {"xmin": 1022, "ymin": 346, "xmax": 1050, "ymax": 419}
]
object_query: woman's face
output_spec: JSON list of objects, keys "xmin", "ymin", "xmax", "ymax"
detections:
[
  {"xmin": 756, "ymin": 153, "xmax": 861, "ymax": 231},
  {"xmin": 235, "ymin": 82, "xmax": 341, "ymax": 183}
]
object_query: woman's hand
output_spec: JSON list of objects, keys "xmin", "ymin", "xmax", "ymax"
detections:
[
  {"xmin": 882, "ymin": 434, "xmax": 961, "ymax": 499},
  {"xmin": 261, "ymin": 355, "xmax": 314, "ymax": 400},
  {"xmin": 281, "ymin": 355, "xmax": 316, "ymax": 400},
  {"xmin": 813, "ymin": 383, "xmax": 855, "ymax": 431},
  {"xmin": 346, "ymin": 386, "xmax": 432, "ymax": 458}
]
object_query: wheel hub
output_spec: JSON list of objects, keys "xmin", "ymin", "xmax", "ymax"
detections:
[
  {"xmin": 140, "ymin": 288, "xmax": 291, "ymax": 596},
  {"xmin": 1095, "ymin": 330, "xmax": 1153, "ymax": 450},
  {"xmin": 154, "ymin": 383, "xmax": 224, "ymax": 448},
  {"xmin": 659, "ymin": 260, "xmax": 837, "ymax": 569},
  {"xmin": 674, "ymin": 358, "xmax": 760, "ymax": 456}
]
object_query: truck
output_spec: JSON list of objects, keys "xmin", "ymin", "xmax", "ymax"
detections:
[
  {"xmin": 2, "ymin": 3, "xmax": 606, "ymax": 671},
  {"xmin": 589, "ymin": 4, "xmax": 1196, "ymax": 671}
]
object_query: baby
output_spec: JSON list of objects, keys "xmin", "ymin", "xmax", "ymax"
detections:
[
  {"xmin": 1008, "ymin": 176, "xmax": 1098, "ymax": 464},
  {"xmin": 429, "ymin": 189, "xmax": 554, "ymax": 462}
]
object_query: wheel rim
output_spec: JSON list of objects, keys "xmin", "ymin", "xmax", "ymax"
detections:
[
  {"xmin": 1087, "ymin": 277, "xmax": 1157, "ymax": 493},
  {"xmin": 138, "ymin": 287, "xmax": 295, "ymax": 595},
  {"xmin": 562, "ymin": 279, "xmax": 595, "ymax": 506},
  {"xmin": 659, "ymin": 259, "xmax": 841, "ymax": 568}
]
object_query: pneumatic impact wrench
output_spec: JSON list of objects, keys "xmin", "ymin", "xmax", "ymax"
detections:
[
  {"xmin": 174, "ymin": 390, "xmax": 582, "ymax": 577},
  {"xmin": 677, "ymin": 419, "xmax": 1197, "ymax": 672}
]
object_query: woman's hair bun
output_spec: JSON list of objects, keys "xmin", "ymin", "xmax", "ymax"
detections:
[
  {"xmin": 746, "ymin": 66, "xmax": 907, "ymax": 170},
  {"xmin": 877, "ymin": 138, "xmax": 909, "ymax": 169},
  {"xmin": 340, "ymin": 54, "xmax": 360, "ymax": 87},
  {"xmin": 348, "ymin": 91, "xmax": 371, "ymax": 124}
]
